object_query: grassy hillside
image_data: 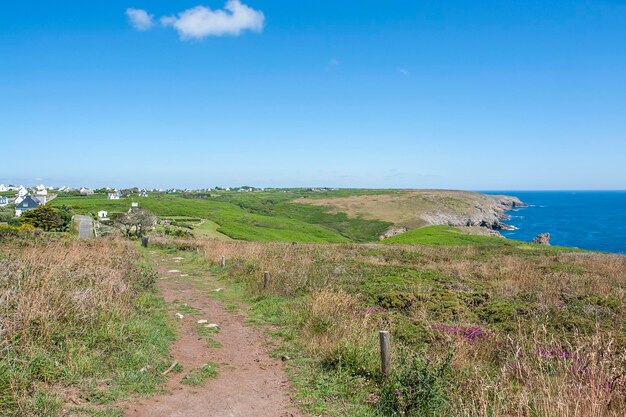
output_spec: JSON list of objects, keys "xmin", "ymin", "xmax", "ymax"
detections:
[
  {"xmin": 153, "ymin": 237, "xmax": 625, "ymax": 417},
  {"xmin": 50, "ymin": 191, "xmax": 391, "ymax": 243}
]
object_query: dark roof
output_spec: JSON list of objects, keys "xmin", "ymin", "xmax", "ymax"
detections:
[{"xmin": 15, "ymin": 195, "xmax": 41, "ymax": 210}]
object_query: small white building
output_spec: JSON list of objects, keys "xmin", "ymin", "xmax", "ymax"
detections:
[
  {"xmin": 131, "ymin": 202, "xmax": 139, "ymax": 208},
  {"xmin": 108, "ymin": 192, "xmax": 120, "ymax": 200},
  {"xmin": 0, "ymin": 184, "xmax": 7, "ymax": 192},
  {"xmin": 97, "ymin": 210, "xmax": 109, "ymax": 219},
  {"xmin": 0, "ymin": 196, "xmax": 9, "ymax": 207},
  {"xmin": 80, "ymin": 187, "xmax": 94, "ymax": 196}
]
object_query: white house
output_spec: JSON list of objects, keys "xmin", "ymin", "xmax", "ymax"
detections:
[
  {"xmin": 35, "ymin": 185, "xmax": 48, "ymax": 204},
  {"xmin": 0, "ymin": 196, "xmax": 9, "ymax": 207},
  {"xmin": 108, "ymin": 192, "xmax": 121, "ymax": 200},
  {"xmin": 80, "ymin": 187, "xmax": 94, "ymax": 196},
  {"xmin": 131, "ymin": 202, "xmax": 139, "ymax": 208},
  {"xmin": 0, "ymin": 184, "xmax": 7, "ymax": 192},
  {"xmin": 97, "ymin": 210, "xmax": 108, "ymax": 219}
]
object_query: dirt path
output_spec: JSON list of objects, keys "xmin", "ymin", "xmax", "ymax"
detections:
[{"xmin": 124, "ymin": 254, "xmax": 302, "ymax": 417}]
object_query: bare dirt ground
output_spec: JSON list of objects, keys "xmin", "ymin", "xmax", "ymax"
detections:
[{"xmin": 123, "ymin": 254, "xmax": 302, "ymax": 417}]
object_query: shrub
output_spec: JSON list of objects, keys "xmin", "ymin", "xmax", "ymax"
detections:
[
  {"xmin": 379, "ymin": 349, "xmax": 452, "ymax": 417},
  {"xmin": 378, "ymin": 291, "xmax": 417, "ymax": 310}
]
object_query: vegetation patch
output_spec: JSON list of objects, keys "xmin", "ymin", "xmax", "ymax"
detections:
[
  {"xmin": 181, "ymin": 238, "xmax": 625, "ymax": 417},
  {"xmin": 0, "ymin": 237, "xmax": 175, "ymax": 416},
  {"xmin": 180, "ymin": 363, "xmax": 219, "ymax": 386}
]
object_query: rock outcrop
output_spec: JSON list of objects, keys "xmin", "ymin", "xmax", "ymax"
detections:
[
  {"xmin": 420, "ymin": 195, "xmax": 526, "ymax": 231},
  {"xmin": 379, "ymin": 226, "xmax": 408, "ymax": 240},
  {"xmin": 533, "ymin": 233, "xmax": 551, "ymax": 245}
]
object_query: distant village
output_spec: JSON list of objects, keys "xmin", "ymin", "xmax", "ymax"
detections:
[{"xmin": 0, "ymin": 184, "xmax": 274, "ymax": 219}]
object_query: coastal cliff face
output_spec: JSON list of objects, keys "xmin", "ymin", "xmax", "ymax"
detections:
[
  {"xmin": 295, "ymin": 190, "xmax": 525, "ymax": 239},
  {"xmin": 421, "ymin": 194, "xmax": 526, "ymax": 231}
]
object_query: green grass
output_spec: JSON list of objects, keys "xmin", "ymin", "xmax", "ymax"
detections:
[
  {"xmin": 0, "ymin": 241, "xmax": 177, "ymax": 416},
  {"xmin": 50, "ymin": 191, "xmax": 391, "ymax": 243},
  {"xmin": 382, "ymin": 225, "xmax": 517, "ymax": 246},
  {"xmin": 180, "ymin": 363, "xmax": 219, "ymax": 386}
]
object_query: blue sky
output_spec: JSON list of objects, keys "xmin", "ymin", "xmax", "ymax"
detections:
[{"xmin": 1, "ymin": 0, "xmax": 625, "ymax": 190}]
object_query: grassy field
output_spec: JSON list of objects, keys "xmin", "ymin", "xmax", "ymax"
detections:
[
  {"xmin": 148, "ymin": 235, "xmax": 625, "ymax": 417},
  {"xmin": 0, "ymin": 236, "xmax": 176, "ymax": 416},
  {"xmin": 50, "ymin": 191, "xmax": 391, "ymax": 243}
]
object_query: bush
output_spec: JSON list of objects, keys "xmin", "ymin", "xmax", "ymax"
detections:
[
  {"xmin": 164, "ymin": 227, "xmax": 194, "ymax": 238},
  {"xmin": 379, "ymin": 349, "xmax": 452, "ymax": 417},
  {"xmin": 0, "ymin": 206, "xmax": 14, "ymax": 223},
  {"xmin": 19, "ymin": 204, "xmax": 73, "ymax": 232}
]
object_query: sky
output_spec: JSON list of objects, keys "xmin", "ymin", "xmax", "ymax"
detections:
[{"xmin": 1, "ymin": 0, "xmax": 626, "ymax": 190}]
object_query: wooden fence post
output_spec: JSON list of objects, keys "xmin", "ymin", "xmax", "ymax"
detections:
[
  {"xmin": 141, "ymin": 236, "xmax": 149, "ymax": 248},
  {"xmin": 220, "ymin": 256, "xmax": 226, "ymax": 268},
  {"xmin": 379, "ymin": 330, "xmax": 391, "ymax": 377},
  {"xmin": 263, "ymin": 271, "xmax": 270, "ymax": 289}
]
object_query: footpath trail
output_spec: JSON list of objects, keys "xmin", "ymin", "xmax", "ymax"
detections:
[
  {"xmin": 75, "ymin": 215, "xmax": 93, "ymax": 240},
  {"xmin": 124, "ymin": 253, "xmax": 302, "ymax": 417}
]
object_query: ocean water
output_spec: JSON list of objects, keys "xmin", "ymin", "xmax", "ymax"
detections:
[{"xmin": 484, "ymin": 191, "xmax": 626, "ymax": 253}]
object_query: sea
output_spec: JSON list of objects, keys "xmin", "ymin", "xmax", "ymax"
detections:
[{"xmin": 483, "ymin": 191, "xmax": 626, "ymax": 254}]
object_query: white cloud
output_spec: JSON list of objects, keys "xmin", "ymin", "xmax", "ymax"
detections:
[
  {"xmin": 126, "ymin": 8, "xmax": 154, "ymax": 31},
  {"xmin": 160, "ymin": 1, "xmax": 265, "ymax": 40}
]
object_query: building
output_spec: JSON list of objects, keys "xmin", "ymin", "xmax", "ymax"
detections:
[
  {"xmin": 108, "ymin": 192, "xmax": 121, "ymax": 200},
  {"xmin": 97, "ymin": 210, "xmax": 108, "ymax": 219},
  {"xmin": 0, "ymin": 196, "xmax": 9, "ymax": 207},
  {"xmin": 131, "ymin": 202, "xmax": 139, "ymax": 208},
  {"xmin": 35, "ymin": 185, "xmax": 48, "ymax": 204},
  {"xmin": 0, "ymin": 184, "xmax": 7, "ymax": 192},
  {"xmin": 15, "ymin": 195, "xmax": 41, "ymax": 217},
  {"xmin": 80, "ymin": 187, "xmax": 94, "ymax": 196}
]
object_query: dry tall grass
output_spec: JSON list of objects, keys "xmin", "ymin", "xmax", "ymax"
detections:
[
  {"xmin": 0, "ymin": 236, "xmax": 162, "ymax": 415},
  {"xmin": 0, "ymin": 237, "xmax": 138, "ymax": 349}
]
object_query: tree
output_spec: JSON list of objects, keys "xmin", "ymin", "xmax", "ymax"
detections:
[
  {"xmin": 114, "ymin": 208, "xmax": 156, "ymax": 238},
  {"xmin": 20, "ymin": 205, "xmax": 63, "ymax": 231},
  {"xmin": 54, "ymin": 205, "xmax": 74, "ymax": 232}
]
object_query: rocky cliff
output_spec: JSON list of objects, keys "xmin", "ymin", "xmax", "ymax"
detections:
[{"xmin": 421, "ymin": 194, "xmax": 526, "ymax": 231}]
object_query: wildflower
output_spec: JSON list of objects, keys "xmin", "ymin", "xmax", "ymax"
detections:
[{"xmin": 395, "ymin": 391, "xmax": 402, "ymax": 397}]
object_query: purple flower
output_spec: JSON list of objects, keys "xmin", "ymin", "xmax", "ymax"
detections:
[
  {"xmin": 395, "ymin": 391, "xmax": 402, "ymax": 397},
  {"xmin": 536, "ymin": 348, "xmax": 579, "ymax": 360},
  {"xmin": 426, "ymin": 357, "xmax": 433, "ymax": 363}
]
